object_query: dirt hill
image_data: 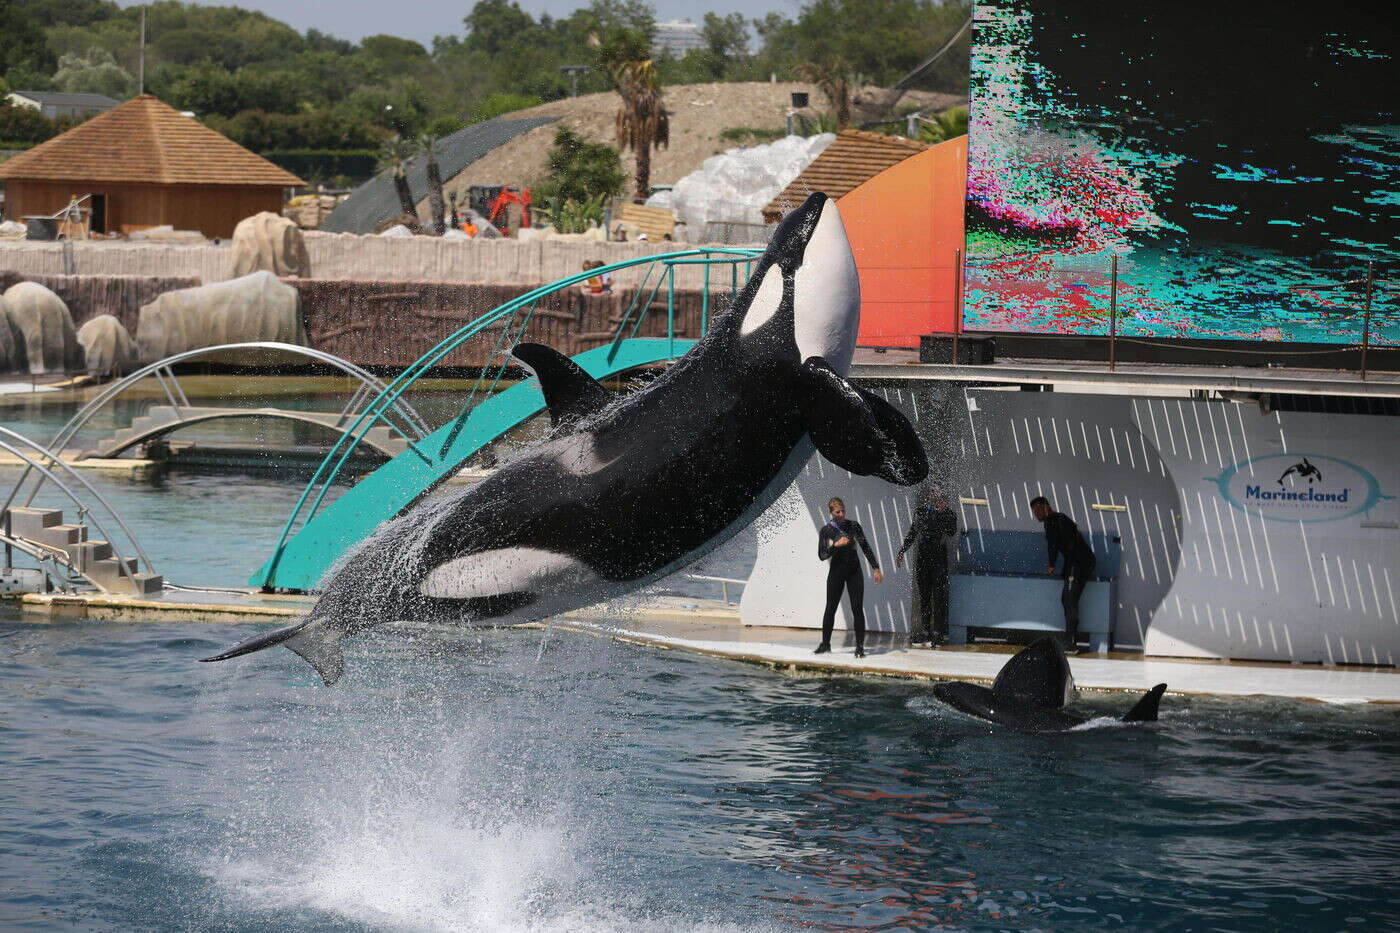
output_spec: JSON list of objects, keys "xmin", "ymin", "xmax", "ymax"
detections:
[{"xmin": 439, "ymin": 81, "xmax": 963, "ymax": 207}]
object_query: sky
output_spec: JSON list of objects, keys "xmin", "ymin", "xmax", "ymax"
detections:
[{"xmin": 113, "ymin": 0, "xmax": 799, "ymax": 48}]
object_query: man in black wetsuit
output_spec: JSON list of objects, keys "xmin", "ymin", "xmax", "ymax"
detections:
[
  {"xmin": 816, "ymin": 496, "xmax": 882, "ymax": 658},
  {"xmin": 1030, "ymin": 496, "xmax": 1096, "ymax": 654},
  {"xmin": 895, "ymin": 488, "xmax": 959, "ymax": 647}
]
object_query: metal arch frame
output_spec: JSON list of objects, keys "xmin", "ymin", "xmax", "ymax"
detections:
[
  {"xmin": 264, "ymin": 247, "xmax": 761, "ymax": 575},
  {"xmin": 0, "ymin": 428, "xmax": 150, "ymax": 592},
  {"xmin": 5, "ymin": 342, "xmax": 432, "ymax": 512},
  {"xmin": 89, "ymin": 408, "xmax": 413, "ymax": 460}
]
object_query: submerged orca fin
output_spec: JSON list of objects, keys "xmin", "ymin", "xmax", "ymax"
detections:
[
  {"xmin": 512, "ymin": 342, "xmax": 614, "ymax": 430},
  {"xmin": 200, "ymin": 618, "xmax": 346, "ymax": 686},
  {"xmin": 1122, "ymin": 683, "xmax": 1167, "ymax": 723},
  {"xmin": 992, "ymin": 637, "xmax": 1075, "ymax": 709},
  {"xmin": 795, "ymin": 357, "xmax": 929, "ymax": 485}
]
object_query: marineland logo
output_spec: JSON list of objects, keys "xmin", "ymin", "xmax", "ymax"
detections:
[{"xmin": 1208, "ymin": 454, "xmax": 1391, "ymax": 523}]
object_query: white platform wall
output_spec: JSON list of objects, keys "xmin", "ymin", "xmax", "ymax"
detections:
[{"xmin": 740, "ymin": 384, "xmax": 1399, "ymax": 664}]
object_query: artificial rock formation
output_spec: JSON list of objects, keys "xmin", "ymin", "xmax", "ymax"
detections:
[
  {"xmin": 136, "ymin": 270, "xmax": 306, "ymax": 360},
  {"xmin": 77, "ymin": 315, "xmax": 139, "ymax": 372},
  {"xmin": 1, "ymin": 281, "xmax": 83, "ymax": 374},
  {"xmin": 0, "ymin": 294, "xmax": 24, "ymax": 373},
  {"xmin": 228, "ymin": 211, "xmax": 311, "ymax": 279}
]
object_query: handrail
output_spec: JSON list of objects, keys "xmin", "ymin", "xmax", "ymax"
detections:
[
  {"xmin": 2, "ymin": 535, "xmax": 85, "ymax": 593},
  {"xmin": 0, "ymin": 435, "xmax": 145, "ymax": 590},
  {"xmin": 0, "ymin": 427, "xmax": 154, "ymax": 577},
  {"xmin": 5, "ymin": 342, "xmax": 431, "ymax": 513},
  {"xmin": 264, "ymin": 247, "xmax": 761, "ymax": 575}
]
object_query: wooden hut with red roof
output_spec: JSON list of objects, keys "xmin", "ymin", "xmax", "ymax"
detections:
[{"xmin": 0, "ymin": 94, "xmax": 303, "ymax": 239}]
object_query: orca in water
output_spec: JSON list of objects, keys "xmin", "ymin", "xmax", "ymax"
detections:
[
  {"xmin": 203, "ymin": 192, "xmax": 928, "ymax": 684},
  {"xmin": 928, "ymin": 638, "xmax": 1167, "ymax": 732}
]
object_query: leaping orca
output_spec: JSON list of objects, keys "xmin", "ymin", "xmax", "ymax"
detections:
[
  {"xmin": 203, "ymin": 192, "xmax": 929, "ymax": 684},
  {"xmin": 928, "ymin": 638, "xmax": 1167, "ymax": 732}
]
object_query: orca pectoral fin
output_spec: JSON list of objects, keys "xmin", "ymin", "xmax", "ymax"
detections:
[
  {"xmin": 1122, "ymin": 683, "xmax": 1167, "ymax": 723},
  {"xmin": 796, "ymin": 357, "xmax": 928, "ymax": 485},
  {"xmin": 200, "ymin": 618, "xmax": 346, "ymax": 686},
  {"xmin": 512, "ymin": 343, "xmax": 614, "ymax": 430}
]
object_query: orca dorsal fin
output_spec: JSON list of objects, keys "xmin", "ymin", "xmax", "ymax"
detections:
[
  {"xmin": 512, "ymin": 343, "xmax": 614, "ymax": 431},
  {"xmin": 992, "ymin": 637, "xmax": 1075, "ymax": 709},
  {"xmin": 795, "ymin": 357, "xmax": 928, "ymax": 485},
  {"xmin": 1122, "ymin": 683, "xmax": 1167, "ymax": 723}
]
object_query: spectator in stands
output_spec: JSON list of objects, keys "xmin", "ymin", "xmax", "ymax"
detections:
[
  {"xmin": 816, "ymin": 496, "xmax": 882, "ymax": 659},
  {"xmin": 1030, "ymin": 496, "xmax": 1096, "ymax": 654},
  {"xmin": 895, "ymin": 487, "xmax": 959, "ymax": 647},
  {"xmin": 581, "ymin": 260, "xmax": 606, "ymax": 295}
]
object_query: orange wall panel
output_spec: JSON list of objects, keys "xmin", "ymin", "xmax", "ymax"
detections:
[{"xmin": 838, "ymin": 136, "xmax": 967, "ymax": 348}]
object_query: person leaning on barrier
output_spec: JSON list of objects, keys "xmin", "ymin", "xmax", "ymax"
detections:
[
  {"xmin": 816, "ymin": 496, "xmax": 882, "ymax": 659},
  {"xmin": 895, "ymin": 487, "xmax": 959, "ymax": 648},
  {"xmin": 1030, "ymin": 496, "xmax": 1097, "ymax": 654}
]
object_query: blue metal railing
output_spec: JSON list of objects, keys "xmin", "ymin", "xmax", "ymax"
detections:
[{"xmin": 261, "ymin": 247, "xmax": 760, "ymax": 581}]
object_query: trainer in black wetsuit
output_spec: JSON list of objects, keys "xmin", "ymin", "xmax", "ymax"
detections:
[
  {"xmin": 816, "ymin": 496, "xmax": 882, "ymax": 658},
  {"xmin": 1030, "ymin": 496, "xmax": 1096, "ymax": 652},
  {"xmin": 896, "ymin": 489, "xmax": 959, "ymax": 646}
]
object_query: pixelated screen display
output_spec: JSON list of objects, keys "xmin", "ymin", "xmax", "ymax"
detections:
[{"xmin": 964, "ymin": 0, "xmax": 1398, "ymax": 345}]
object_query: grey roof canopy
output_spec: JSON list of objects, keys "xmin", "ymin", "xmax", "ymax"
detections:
[
  {"xmin": 9, "ymin": 91, "xmax": 121, "ymax": 109},
  {"xmin": 320, "ymin": 116, "xmax": 559, "ymax": 234}
]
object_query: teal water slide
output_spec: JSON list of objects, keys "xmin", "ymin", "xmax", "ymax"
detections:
[{"xmin": 251, "ymin": 247, "xmax": 760, "ymax": 592}]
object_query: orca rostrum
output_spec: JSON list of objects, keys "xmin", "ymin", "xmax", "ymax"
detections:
[
  {"xmin": 928, "ymin": 638, "xmax": 1167, "ymax": 732},
  {"xmin": 203, "ymin": 192, "xmax": 929, "ymax": 684}
]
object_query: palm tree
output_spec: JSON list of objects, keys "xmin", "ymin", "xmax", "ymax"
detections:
[
  {"xmin": 797, "ymin": 63, "xmax": 852, "ymax": 131},
  {"xmin": 416, "ymin": 134, "xmax": 447, "ymax": 235},
  {"xmin": 612, "ymin": 59, "xmax": 669, "ymax": 203},
  {"xmin": 916, "ymin": 106, "xmax": 968, "ymax": 144},
  {"xmin": 376, "ymin": 135, "xmax": 417, "ymax": 219}
]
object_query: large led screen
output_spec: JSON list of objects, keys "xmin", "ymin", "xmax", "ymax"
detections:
[{"xmin": 964, "ymin": 1, "xmax": 1397, "ymax": 344}]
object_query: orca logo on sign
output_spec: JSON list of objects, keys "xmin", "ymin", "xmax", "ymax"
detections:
[{"xmin": 1207, "ymin": 454, "xmax": 1392, "ymax": 523}]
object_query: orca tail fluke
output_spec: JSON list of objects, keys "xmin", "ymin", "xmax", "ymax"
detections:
[
  {"xmin": 200, "ymin": 618, "xmax": 346, "ymax": 686},
  {"xmin": 1122, "ymin": 683, "xmax": 1168, "ymax": 723}
]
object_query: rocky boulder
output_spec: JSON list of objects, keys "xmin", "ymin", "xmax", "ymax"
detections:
[
  {"xmin": 77, "ymin": 315, "xmax": 139, "ymax": 372},
  {"xmin": 1, "ymin": 281, "xmax": 83, "ymax": 374},
  {"xmin": 136, "ymin": 271, "xmax": 306, "ymax": 360},
  {"xmin": 0, "ymin": 294, "xmax": 25, "ymax": 374},
  {"xmin": 228, "ymin": 211, "xmax": 311, "ymax": 279}
]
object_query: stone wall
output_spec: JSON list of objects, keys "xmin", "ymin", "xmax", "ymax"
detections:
[
  {"xmin": 0, "ymin": 235, "xmax": 755, "ymax": 290},
  {"xmin": 295, "ymin": 279, "xmax": 725, "ymax": 369}
]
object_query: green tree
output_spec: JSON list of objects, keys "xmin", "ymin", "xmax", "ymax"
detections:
[
  {"xmin": 535, "ymin": 126, "xmax": 624, "ymax": 204},
  {"xmin": 417, "ymin": 134, "xmax": 447, "ymax": 235},
  {"xmin": 463, "ymin": 0, "xmax": 539, "ymax": 56},
  {"xmin": 470, "ymin": 92, "xmax": 542, "ymax": 123},
  {"xmin": 377, "ymin": 134, "xmax": 417, "ymax": 218},
  {"xmin": 0, "ymin": 2, "xmax": 57, "ymax": 85},
  {"xmin": 916, "ymin": 105, "xmax": 967, "ymax": 143},
  {"xmin": 702, "ymin": 12, "xmax": 749, "ymax": 60},
  {"xmin": 52, "ymin": 47, "xmax": 134, "ymax": 98}
]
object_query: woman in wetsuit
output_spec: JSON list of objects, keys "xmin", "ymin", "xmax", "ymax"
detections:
[{"xmin": 816, "ymin": 497, "xmax": 883, "ymax": 658}]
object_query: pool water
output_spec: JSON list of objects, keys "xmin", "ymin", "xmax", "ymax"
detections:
[{"xmin": 2, "ymin": 619, "xmax": 1397, "ymax": 931}]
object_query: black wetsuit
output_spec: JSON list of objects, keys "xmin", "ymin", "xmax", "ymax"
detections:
[
  {"xmin": 898, "ymin": 505, "xmax": 959, "ymax": 643},
  {"xmin": 1042, "ymin": 511, "xmax": 1096, "ymax": 645},
  {"xmin": 818, "ymin": 518, "xmax": 879, "ymax": 649}
]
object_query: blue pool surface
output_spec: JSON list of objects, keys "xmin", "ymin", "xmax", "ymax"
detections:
[{"xmin": 2, "ymin": 619, "xmax": 1397, "ymax": 931}]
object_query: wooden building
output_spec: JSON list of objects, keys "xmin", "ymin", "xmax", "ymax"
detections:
[
  {"xmin": 0, "ymin": 95, "xmax": 303, "ymax": 239},
  {"xmin": 762, "ymin": 130, "xmax": 927, "ymax": 223}
]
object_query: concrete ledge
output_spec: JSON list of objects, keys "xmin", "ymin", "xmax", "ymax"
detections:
[
  {"xmin": 554, "ymin": 612, "xmax": 1400, "ymax": 705},
  {"xmin": 7, "ymin": 587, "xmax": 1395, "ymax": 703},
  {"xmin": 11, "ymin": 589, "xmax": 308, "ymax": 622}
]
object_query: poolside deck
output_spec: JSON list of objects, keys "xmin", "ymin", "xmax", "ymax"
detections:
[{"xmin": 8, "ymin": 588, "xmax": 1397, "ymax": 704}]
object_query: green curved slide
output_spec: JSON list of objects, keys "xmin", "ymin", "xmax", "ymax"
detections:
[{"xmin": 249, "ymin": 337, "xmax": 695, "ymax": 592}]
